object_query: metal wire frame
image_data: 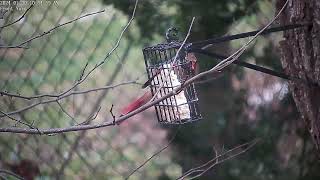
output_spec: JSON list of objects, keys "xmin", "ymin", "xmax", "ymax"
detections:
[
  {"xmin": 143, "ymin": 42, "xmax": 202, "ymax": 125},
  {"xmin": 185, "ymin": 24, "xmax": 312, "ymax": 83},
  {"xmin": 141, "ymin": 23, "xmax": 311, "ymax": 125}
]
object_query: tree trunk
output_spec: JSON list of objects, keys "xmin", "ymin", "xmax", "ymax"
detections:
[{"xmin": 276, "ymin": 0, "xmax": 320, "ymax": 149}]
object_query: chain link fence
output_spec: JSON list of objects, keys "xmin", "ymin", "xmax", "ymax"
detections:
[{"xmin": 0, "ymin": 0, "xmax": 181, "ymax": 179}]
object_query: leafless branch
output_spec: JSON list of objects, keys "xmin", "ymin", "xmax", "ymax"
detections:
[
  {"xmin": 109, "ymin": 104, "xmax": 116, "ymax": 124},
  {"xmin": 0, "ymin": 110, "xmax": 35, "ymax": 129},
  {"xmin": 177, "ymin": 139, "xmax": 260, "ymax": 180},
  {"xmin": 0, "ymin": 169, "xmax": 24, "ymax": 180},
  {"xmin": 0, "ymin": 80, "xmax": 140, "ymax": 117},
  {"xmin": 0, "ymin": 4, "xmax": 33, "ymax": 29},
  {"xmin": 0, "ymin": 0, "xmax": 140, "ymax": 119},
  {"xmin": 0, "ymin": 80, "xmax": 140, "ymax": 101},
  {"xmin": 59, "ymin": 0, "xmax": 139, "ymax": 98},
  {"xmin": 0, "ymin": 0, "xmax": 139, "ymax": 122},
  {"xmin": 0, "ymin": 0, "xmax": 288, "ymax": 134},
  {"xmin": 194, "ymin": 71, "xmax": 223, "ymax": 85},
  {"xmin": 125, "ymin": 127, "xmax": 180, "ymax": 179},
  {"xmin": 78, "ymin": 62, "xmax": 89, "ymax": 81},
  {"xmin": 0, "ymin": 0, "xmax": 139, "ymax": 104},
  {"xmin": 0, "ymin": 9, "xmax": 105, "ymax": 49},
  {"xmin": 184, "ymin": 141, "xmax": 252, "ymax": 177},
  {"xmin": 56, "ymin": 101, "xmax": 75, "ymax": 120},
  {"xmin": 76, "ymin": 106, "xmax": 101, "ymax": 126}
]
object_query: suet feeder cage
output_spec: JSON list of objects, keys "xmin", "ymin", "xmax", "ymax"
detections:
[
  {"xmin": 142, "ymin": 24, "xmax": 308, "ymax": 125},
  {"xmin": 142, "ymin": 42, "xmax": 202, "ymax": 124}
]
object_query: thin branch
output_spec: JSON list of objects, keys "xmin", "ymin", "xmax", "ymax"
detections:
[
  {"xmin": 177, "ymin": 139, "xmax": 260, "ymax": 180},
  {"xmin": 0, "ymin": 0, "xmax": 139, "ymax": 102},
  {"xmin": 200, "ymin": 1, "xmax": 260, "ymax": 50},
  {"xmin": 0, "ymin": 174, "xmax": 8, "ymax": 180},
  {"xmin": 179, "ymin": 0, "xmax": 290, "ymax": 89},
  {"xmin": 0, "ymin": 80, "xmax": 140, "ymax": 117},
  {"xmin": 0, "ymin": 4, "xmax": 33, "ymax": 29},
  {"xmin": 57, "ymin": 0, "xmax": 139, "ymax": 98},
  {"xmin": 0, "ymin": 169, "xmax": 24, "ymax": 180},
  {"xmin": 56, "ymin": 101, "xmax": 75, "ymax": 120},
  {"xmin": 0, "ymin": 9, "xmax": 105, "ymax": 48},
  {"xmin": 78, "ymin": 62, "xmax": 89, "ymax": 81},
  {"xmin": 109, "ymin": 104, "xmax": 116, "ymax": 124},
  {"xmin": 0, "ymin": 0, "xmax": 288, "ymax": 134},
  {"xmin": 0, "ymin": 110, "xmax": 35, "ymax": 129},
  {"xmin": 193, "ymin": 71, "xmax": 223, "ymax": 85},
  {"xmin": 0, "ymin": 80, "xmax": 140, "ymax": 101},
  {"xmin": 0, "ymin": 0, "xmax": 139, "ymax": 116},
  {"xmin": 125, "ymin": 127, "xmax": 180, "ymax": 179},
  {"xmin": 188, "ymin": 140, "xmax": 257, "ymax": 180},
  {"xmin": 76, "ymin": 106, "xmax": 101, "ymax": 126}
]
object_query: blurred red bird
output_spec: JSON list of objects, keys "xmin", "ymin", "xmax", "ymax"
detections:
[{"xmin": 120, "ymin": 53, "xmax": 198, "ymax": 117}]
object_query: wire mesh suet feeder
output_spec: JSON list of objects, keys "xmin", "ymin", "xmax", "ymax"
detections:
[
  {"xmin": 142, "ymin": 24, "xmax": 311, "ymax": 125},
  {"xmin": 143, "ymin": 41, "xmax": 202, "ymax": 124}
]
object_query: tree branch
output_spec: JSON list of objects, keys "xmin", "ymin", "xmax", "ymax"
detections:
[
  {"xmin": 0, "ymin": 169, "xmax": 24, "ymax": 180},
  {"xmin": 0, "ymin": 4, "xmax": 33, "ymax": 29},
  {"xmin": 177, "ymin": 139, "xmax": 260, "ymax": 180},
  {"xmin": 0, "ymin": 0, "xmax": 139, "ymax": 105},
  {"xmin": 0, "ymin": 9, "xmax": 105, "ymax": 49},
  {"xmin": 125, "ymin": 127, "xmax": 180, "ymax": 179},
  {"xmin": 0, "ymin": 110, "xmax": 35, "ymax": 129},
  {"xmin": 0, "ymin": 0, "xmax": 289, "ymax": 134},
  {"xmin": 0, "ymin": 80, "xmax": 140, "ymax": 118},
  {"xmin": 58, "ymin": 0, "xmax": 139, "ymax": 98}
]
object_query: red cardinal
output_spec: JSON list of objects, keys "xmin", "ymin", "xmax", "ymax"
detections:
[
  {"xmin": 120, "ymin": 90, "xmax": 153, "ymax": 116},
  {"xmin": 120, "ymin": 53, "xmax": 198, "ymax": 117},
  {"xmin": 120, "ymin": 69, "xmax": 160, "ymax": 116},
  {"xmin": 4, "ymin": 159, "xmax": 40, "ymax": 180}
]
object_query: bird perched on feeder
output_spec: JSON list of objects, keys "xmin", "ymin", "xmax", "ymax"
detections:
[
  {"xmin": 166, "ymin": 27, "xmax": 179, "ymax": 43},
  {"xmin": 120, "ymin": 27, "xmax": 199, "ymax": 122}
]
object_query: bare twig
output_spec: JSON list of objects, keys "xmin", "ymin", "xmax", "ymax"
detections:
[
  {"xmin": 0, "ymin": 0, "xmax": 288, "ymax": 134},
  {"xmin": 109, "ymin": 104, "xmax": 116, "ymax": 124},
  {"xmin": 56, "ymin": 101, "xmax": 75, "ymax": 120},
  {"xmin": 58, "ymin": 0, "xmax": 139, "ymax": 98},
  {"xmin": 194, "ymin": 71, "xmax": 223, "ymax": 85},
  {"xmin": 126, "ymin": 127, "xmax": 180, "ymax": 179},
  {"xmin": 177, "ymin": 139, "xmax": 260, "ymax": 180},
  {"xmin": 0, "ymin": 0, "xmax": 139, "ymax": 121},
  {"xmin": 0, "ymin": 0, "xmax": 140, "ymax": 118},
  {"xmin": 177, "ymin": 0, "xmax": 290, "ymax": 89},
  {"xmin": 0, "ymin": 110, "xmax": 35, "ymax": 129},
  {"xmin": 78, "ymin": 62, "xmax": 89, "ymax": 81},
  {"xmin": 0, "ymin": 80, "xmax": 140, "ymax": 117},
  {"xmin": 0, "ymin": 80, "xmax": 140, "ymax": 101},
  {"xmin": 201, "ymin": 1, "xmax": 260, "ymax": 50},
  {"xmin": 76, "ymin": 106, "xmax": 101, "ymax": 126},
  {"xmin": 0, "ymin": 0, "xmax": 138, "ymax": 103},
  {"xmin": 0, "ymin": 9, "xmax": 105, "ymax": 48},
  {"xmin": 0, "ymin": 169, "xmax": 24, "ymax": 180},
  {"xmin": 0, "ymin": 4, "xmax": 33, "ymax": 29}
]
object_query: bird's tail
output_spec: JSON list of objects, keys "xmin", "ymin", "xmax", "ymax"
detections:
[{"xmin": 120, "ymin": 91, "xmax": 152, "ymax": 116}]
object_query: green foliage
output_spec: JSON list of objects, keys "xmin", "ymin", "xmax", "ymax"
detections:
[{"xmin": 102, "ymin": 0, "xmax": 259, "ymax": 41}]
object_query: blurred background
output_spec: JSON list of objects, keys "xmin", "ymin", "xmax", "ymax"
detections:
[{"xmin": 0, "ymin": 0, "xmax": 319, "ymax": 179}]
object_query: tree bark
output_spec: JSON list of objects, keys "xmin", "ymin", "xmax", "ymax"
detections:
[{"xmin": 276, "ymin": 0, "xmax": 320, "ymax": 149}]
